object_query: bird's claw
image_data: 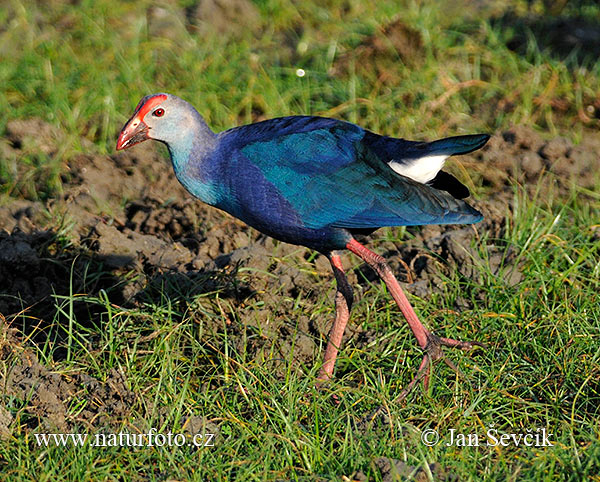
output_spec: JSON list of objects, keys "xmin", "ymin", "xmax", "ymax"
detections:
[{"xmin": 395, "ymin": 331, "xmax": 487, "ymax": 402}]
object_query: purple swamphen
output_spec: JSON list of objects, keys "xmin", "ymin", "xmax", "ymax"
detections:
[{"xmin": 116, "ymin": 93, "xmax": 489, "ymax": 396}]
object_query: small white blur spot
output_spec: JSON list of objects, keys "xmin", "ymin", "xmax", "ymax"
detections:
[
  {"xmin": 296, "ymin": 68, "xmax": 306, "ymax": 77},
  {"xmin": 297, "ymin": 41, "xmax": 308, "ymax": 54}
]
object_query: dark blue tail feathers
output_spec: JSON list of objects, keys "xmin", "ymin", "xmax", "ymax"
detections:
[{"xmin": 428, "ymin": 134, "xmax": 490, "ymax": 157}]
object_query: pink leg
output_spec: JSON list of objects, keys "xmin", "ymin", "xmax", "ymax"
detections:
[
  {"xmin": 346, "ymin": 238, "xmax": 485, "ymax": 399},
  {"xmin": 318, "ymin": 252, "xmax": 353, "ymax": 381},
  {"xmin": 347, "ymin": 239, "xmax": 430, "ymax": 349}
]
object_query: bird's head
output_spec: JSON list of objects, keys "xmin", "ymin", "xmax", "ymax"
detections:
[{"xmin": 116, "ymin": 93, "xmax": 201, "ymax": 151}]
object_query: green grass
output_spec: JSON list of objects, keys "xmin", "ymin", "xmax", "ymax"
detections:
[
  {"xmin": 3, "ymin": 184, "xmax": 599, "ymax": 480},
  {"xmin": 1, "ymin": 0, "xmax": 600, "ymax": 480}
]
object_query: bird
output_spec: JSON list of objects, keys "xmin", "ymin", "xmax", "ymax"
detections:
[{"xmin": 116, "ymin": 93, "xmax": 489, "ymax": 397}]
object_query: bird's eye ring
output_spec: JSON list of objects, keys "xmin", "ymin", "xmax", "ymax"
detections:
[{"xmin": 153, "ymin": 108, "xmax": 165, "ymax": 117}]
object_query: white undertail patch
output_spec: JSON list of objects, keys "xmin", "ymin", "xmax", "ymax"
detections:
[{"xmin": 388, "ymin": 155, "xmax": 448, "ymax": 184}]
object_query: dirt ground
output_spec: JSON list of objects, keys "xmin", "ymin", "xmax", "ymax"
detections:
[{"xmin": 1, "ymin": 113, "xmax": 599, "ymax": 440}]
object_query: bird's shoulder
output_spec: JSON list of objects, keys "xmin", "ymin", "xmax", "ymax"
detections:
[{"xmin": 218, "ymin": 115, "xmax": 364, "ymax": 150}]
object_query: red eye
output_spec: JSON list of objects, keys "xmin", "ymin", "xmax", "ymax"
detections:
[{"xmin": 153, "ymin": 108, "xmax": 165, "ymax": 117}]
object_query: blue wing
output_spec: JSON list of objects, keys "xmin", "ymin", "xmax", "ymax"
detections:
[{"xmin": 222, "ymin": 116, "xmax": 485, "ymax": 230}]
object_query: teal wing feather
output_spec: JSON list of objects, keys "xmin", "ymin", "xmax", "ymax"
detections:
[{"xmin": 236, "ymin": 118, "xmax": 483, "ymax": 230}]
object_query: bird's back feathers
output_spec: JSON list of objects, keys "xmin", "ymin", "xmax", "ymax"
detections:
[{"xmin": 215, "ymin": 116, "xmax": 486, "ymax": 231}]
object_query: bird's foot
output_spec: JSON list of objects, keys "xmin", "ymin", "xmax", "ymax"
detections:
[
  {"xmin": 395, "ymin": 332, "xmax": 487, "ymax": 403},
  {"xmin": 360, "ymin": 330, "xmax": 487, "ymax": 426},
  {"xmin": 360, "ymin": 332, "xmax": 486, "ymax": 427}
]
